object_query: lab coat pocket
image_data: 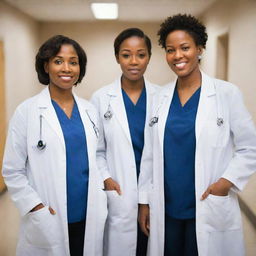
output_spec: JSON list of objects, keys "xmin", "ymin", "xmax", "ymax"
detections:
[
  {"xmin": 201, "ymin": 194, "xmax": 241, "ymax": 232},
  {"xmin": 105, "ymin": 191, "xmax": 123, "ymax": 218},
  {"xmin": 204, "ymin": 121, "xmax": 229, "ymax": 148},
  {"xmin": 24, "ymin": 206, "xmax": 62, "ymax": 248}
]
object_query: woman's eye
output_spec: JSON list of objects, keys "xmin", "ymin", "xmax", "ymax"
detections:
[
  {"xmin": 70, "ymin": 61, "xmax": 78, "ymax": 65},
  {"xmin": 54, "ymin": 59, "xmax": 62, "ymax": 64},
  {"xmin": 182, "ymin": 47, "xmax": 189, "ymax": 51},
  {"xmin": 121, "ymin": 54, "xmax": 130, "ymax": 58},
  {"xmin": 166, "ymin": 49, "xmax": 174, "ymax": 53},
  {"xmin": 138, "ymin": 54, "xmax": 146, "ymax": 58}
]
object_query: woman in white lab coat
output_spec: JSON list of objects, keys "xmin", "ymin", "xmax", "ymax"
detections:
[
  {"xmin": 2, "ymin": 35, "xmax": 107, "ymax": 256},
  {"xmin": 138, "ymin": 14, "xmax": 256, "ymax": 256},
  {"xmin": 91, "ymin": 28, "xmax": 159, "ymax": 256}
]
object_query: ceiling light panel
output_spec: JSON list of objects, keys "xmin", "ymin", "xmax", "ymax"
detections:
[{"xmin": 91, "ymin": 3, "xmax": 118, "ymax": 19}]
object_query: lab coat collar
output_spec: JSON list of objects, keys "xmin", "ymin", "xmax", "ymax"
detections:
[
  {"xmin": 157, "ymin": 70, "xmax": 216, "ymax": 150},
  {"xmin": 105, "ymin": 76, "xmax": 131, "ymax": 144},
  {"xmin": 196, "ymin": 71, "xmax": 216, "ymax": 140},
  {"xmin": 107, "ymin": 75, "xmax": 156, "ymax": 96},
  {"xmin": 160, "ymin": 71, "xmax": 216, "ymax": 97},
  {"xmin": 36, "ymin": 87, "xmax": 96, "ymax": 148},
  {"xmin": 106, "ymin": 75, "xmax": 154, "ymax": 145}
]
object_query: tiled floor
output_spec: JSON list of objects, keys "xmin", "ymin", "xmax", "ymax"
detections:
[{"xmin": 0, "ymin": 191, "xmax": 256, "ymax": 256}]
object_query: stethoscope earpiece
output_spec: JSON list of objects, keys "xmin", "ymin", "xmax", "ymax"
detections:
[{"xmin": 37, "ymin": 140, "xmax": 46, "ymax": 150}]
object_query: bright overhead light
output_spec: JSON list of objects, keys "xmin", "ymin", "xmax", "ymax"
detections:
[{"xmin": 91, "ymin": 3, "xmax": 118, "ymax": 20}]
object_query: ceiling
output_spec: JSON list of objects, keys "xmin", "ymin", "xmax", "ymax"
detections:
[{"xmin": 4, "ymin": 0, "xmax": 217, "ymax": 22}]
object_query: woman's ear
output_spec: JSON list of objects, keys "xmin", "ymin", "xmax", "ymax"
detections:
[
  {"xmin": 115, "ymin": 54, "xmax": 120, "ymax": 64},
  {"xmin": 44, "ymin": 62, "xmax": 49, "ymax": 74},
  {"xmin": 198, "ymin": 46, "xmax": 203, "ymax": 56}
]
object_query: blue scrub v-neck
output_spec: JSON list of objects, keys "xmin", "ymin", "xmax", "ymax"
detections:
[
  {"xmin": 122, "ymin": 87, "xmax": 146, "ymax": 177},
  {"xmin": 164, "ymin": 86, "xmax": 201, "ymax": 219},
  {"xmin": 52, "ymin": 100, "xmax": 89, "ymax": 223}
]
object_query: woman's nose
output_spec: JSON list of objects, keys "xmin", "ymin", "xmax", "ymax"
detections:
[
  {"xmin": 62, "ymin": 62, "xmax": 71, "ymax": 72},
  {"xmin": 174, "ymin": 49, "xmax": 183, "ymax": 59},
  {"xmin": 130, "ymin": 55, "xmax": 138, "ymax": 64}
]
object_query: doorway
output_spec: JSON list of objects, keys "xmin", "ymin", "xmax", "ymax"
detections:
[
  {"xmin": 0, "ymin": 41, "xmax": 6, "ymax": 193},
  {"xmin": 216, "ymin": 33, "xmax": 229, "ymax": 81}
]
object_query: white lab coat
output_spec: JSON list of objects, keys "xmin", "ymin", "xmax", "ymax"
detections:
[
  {"xmin": 139, "ymin": 72, "xmax": 256, "ymax": 256},
  {"xmin": 91, "ymin": 77, "xmax": 159, "ymax": 256},
  {"xmin": 2, "ymin": 87, "xmax": 107, "ymax": 256}
]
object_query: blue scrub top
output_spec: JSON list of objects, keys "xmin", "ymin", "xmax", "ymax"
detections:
[
  {"xmin": 52, "ymin": 100, "xmax": 89, "ymax": 223},
  {"xmin": 164, "ymin": 86, "xmax": 201, "ymax": 219},
  {"xmin": 122, "ymin": 87, "xmax": 146, "ymax": 177}
]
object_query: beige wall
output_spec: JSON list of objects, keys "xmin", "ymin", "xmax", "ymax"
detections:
[
  {"xmin": 200, "ymin": 0, "xmax": 256, "ymax": 121},
  {"xmin": 1, "ymin": 0, "xmax": 255, "ymax": 121},
  {"xmin": 0, "ymin": 1, "xmax": 40, "ymax": 121},
  {"xmin": 39, "ymin": 21, "xmax": 173, "ymax": 99}
]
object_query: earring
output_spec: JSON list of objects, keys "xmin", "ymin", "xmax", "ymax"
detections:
[{"xmin": 198, "ymin": 55, "xmax": 202, "ymax": 60}]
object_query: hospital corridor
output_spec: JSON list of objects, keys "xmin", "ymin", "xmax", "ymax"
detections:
[{"xmin": 1, "ymin": 0, "xmax": 256, "ymax": 255}]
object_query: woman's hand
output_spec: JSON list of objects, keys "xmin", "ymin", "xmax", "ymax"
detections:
[
  {"xmin": 201, "ymin": 178, "xmax": 233, "ymax": 200},
  {"xmin": 138, "ymin": 204, "xmax": 150, "ymax": 236},
  {"xmin": 104, "ymin": 177, "xmax": 122, "ymax": 195},
  {"xmin": 30, "ymin": 203, "xmax": 56, "ymax": 215}
]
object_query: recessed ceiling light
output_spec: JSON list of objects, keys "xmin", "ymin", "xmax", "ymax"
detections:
[{"xmin": 91, "ymin": 3, "xmax": 118, "ymax": 20}]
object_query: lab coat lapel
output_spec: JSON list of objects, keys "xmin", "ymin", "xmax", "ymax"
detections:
[
  {"xmin": 145, "ymin": 80, "xmax": 156, "ymax": 105},
  {"xmin": 37, "ymin": 87, "xmax": 65, "ymax": 147},
  {"xmin": 157, "ymin": 82, "xmax": 175, "ymax": 154},
  {"xmin": 74, "ymin": 94, "xmax": 95, "ymax": 163},
  {"xmin": 195, "ymin": 72, "xmax": 216, "ymax": 140},
  {"xmin": 108, "ymin": 78, "xmax": 132, "ymax": 144}
]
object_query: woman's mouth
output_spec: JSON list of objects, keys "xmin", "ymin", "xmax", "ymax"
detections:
[{"xmin": 174, "ymin": 62, "xmax": 186, "ymax": 69}]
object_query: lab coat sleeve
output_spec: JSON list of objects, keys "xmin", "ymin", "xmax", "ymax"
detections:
[
  {"xmin": 91, "ymin": 93, "xmax": 111, "ymax": 181},
  {"xmin": 222, "ymin": 85, "xmax": 256, "ymax": 191},
  {"xmin": 2, "ymin": 106, "xmax": 43, "ymax": 216},
  {"xmin": 138, "ymin": 101, "xmax": 154, "ymax": 204}
]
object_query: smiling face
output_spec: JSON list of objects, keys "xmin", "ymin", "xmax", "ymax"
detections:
[
  {"xmin": 44, "ymin": 44, "xmax": 80, "ymax": 92},
  {"xmin": 165, "ymin": 30, "xmax": 202, "ymax": 79},
  {"xmin": 116, "ymin": 36, "xmax": 150, "ymax": 82}
]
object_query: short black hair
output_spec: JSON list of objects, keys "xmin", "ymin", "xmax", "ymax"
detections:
[
  {"xmin": 35, "ymin": 35, "xmax": 87, "ymax": 85},
  {"xmin": 114, "ymin": 28, "xmax": 152, "ymax": 56},
  {"xmin": 158, "ymin": 14, "xmax": 208, "ymax": 49}
]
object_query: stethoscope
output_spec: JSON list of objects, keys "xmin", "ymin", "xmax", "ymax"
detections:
[
  {"xmin": 85, "ymin": 110, "xmax": 99, "ymax": 138},
  {"xmin": 104, "ymin": 95, "xmax": 114, "ymax": 120},
  {"xmin": 215, "ymin": 83, "xmax": 224, "ymax": 127},
  {"xmin": 37, "ymin": 109, "xmax": 99, "ymax": 150},
  {"xmin": 149, "ymin": 95, "xmax": 167, "ymax": 127},
  {"xmin": 149, "ymin": 83, "xmax": 224, "ymax": 127},
  {"xmin": 37, "ymin": 114, "xmax": 46, "ymax": 150}
]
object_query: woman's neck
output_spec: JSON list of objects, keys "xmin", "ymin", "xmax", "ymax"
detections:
[
  {"xmin": 121, "ymin": 76, "xmax": 145, "ymax": 105},
  {"xmin": 177, "ymin": 69, "xmax": 201, "ymax": 91},
  {"xmin": 121, "ymin": 76, "xmax": 144, "ymax": 93},
  {"xmin": 49, "ymin": 84, "xmax": 74, "ymax": 104}
]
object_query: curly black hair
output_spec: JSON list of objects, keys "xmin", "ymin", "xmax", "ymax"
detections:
[
  {"xmin": 35, "ymin": 35, "xmax": 87, "ymax": 85},
  {"xmin": 158, "ymin": 14, "xmax": 208, "ymax": 49}
]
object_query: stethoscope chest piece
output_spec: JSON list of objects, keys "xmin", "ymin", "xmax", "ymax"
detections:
[
  {"xmin": 149, "ymin": 116, "xmax": 158, "ymax": 127},
  {"xmin": 104, "ymin": 110, "xmax": 113, "ymax": 120},
  {"xmin": 217, "ymin": 117, "xmax": 224, "ymax": 126},
  {"xmin": 37, "ymin": 114, "xmax": 46, "ymax": 150},
  {"xmin": 37, "ymin": 140, "xmax": 46, "ymax": 150}
]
